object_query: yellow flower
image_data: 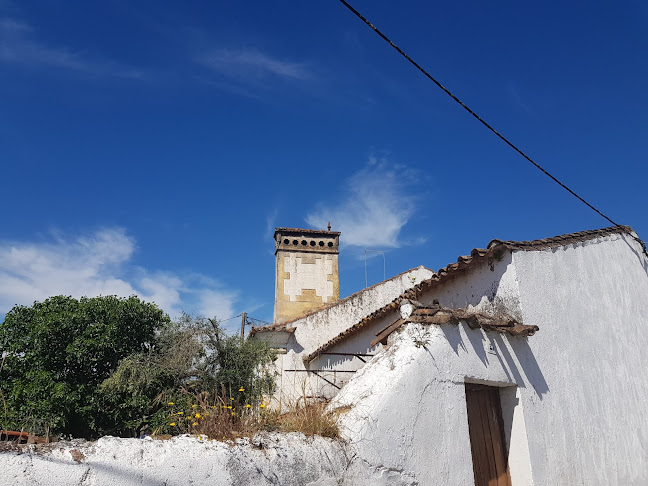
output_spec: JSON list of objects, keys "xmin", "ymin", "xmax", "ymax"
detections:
[
  {"xmin": 170, "ymin": 422, "xmax": 176, "ymax": 426},
  {"xmin": 227, "ymin": 406, "xmax": 232, "ymax": 409},
  {"xmin": 205, "ymin": 412, "xmax": 210, "ymax": 416},
  {"xmin": 168, "ymin": 402, "xmax": 174, "ymax": 406},
  {"xmin": 259, "ymin": 404, "xmax": 266, "ymax": 408},
  {"xmin": 195, "ymin": 413, "xmax": 201, "ymax": 419},
  {"xmin": 238, "ymin": 387, "xmax": 244, "ymax": 392},
  {"xmin": 192, "ymin": 404, "xmax": 197, "ymax": 408},
  {"xmin": 230, "ymin": 397, "xmax": 234, "ymax": 400},
  {"xmin": 231, "ymin": 412, "xmax": 235, "ymax": 416},
  {"xmin": 246, "ymin": 404, "xmax": 251, "ymax": 408},
  {"xmin": 177, "ymin": 411, "xmax": 183, "ymax": 415},
  {"xmin": 192, "ymin": 422, "xmax": 198, "ymax": 426}
]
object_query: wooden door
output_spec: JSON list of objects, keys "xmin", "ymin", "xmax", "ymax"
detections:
[{"xmin": 465, "ymin": 384, "xmax": 512, "ymax": 486}]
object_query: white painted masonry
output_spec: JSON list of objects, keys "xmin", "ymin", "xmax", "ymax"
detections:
[
  {"xmin": 1, "ymin": 434, "xmax": 350, "ymax": 486},
  {"xmin": 273, "ymin": 265, "xmax": 433, "ymax": 406},
  {"xmin": 330, "ymin": 229, "xmax": 648, "ymax": 486},
  {"xmin": 1, "ymin": 434, "xmax": 426, "ymax": 486}
]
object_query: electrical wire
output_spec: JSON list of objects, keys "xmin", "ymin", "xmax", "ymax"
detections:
[
  {"xmin": 247, "ymin": 316, "xmax": 272, "ymax": 326},
  {"xmin": 336, "ymin": 0, "xmax": 647, "ymax": 256}
]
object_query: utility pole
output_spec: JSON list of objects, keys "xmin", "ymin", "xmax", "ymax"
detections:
[{"xmin": 240, "ymin": 312, "xmax": 247, "ymax": 342}]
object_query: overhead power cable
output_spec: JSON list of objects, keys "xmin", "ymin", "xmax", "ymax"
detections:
[{"xmin": 336, "ymin": 0, "xmax": 647, "ymax": 256}]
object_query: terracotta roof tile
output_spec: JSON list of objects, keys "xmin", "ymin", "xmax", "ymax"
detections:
[
  {"xmin": 303, "ymin": 225, "xmax": 634, "ymax": 361},
  {"xmin": 249, "ymin": 323, "xmax": 296, "ymax": 334}
]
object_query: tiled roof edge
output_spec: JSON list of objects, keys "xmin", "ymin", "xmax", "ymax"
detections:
[
  {"xmin": 487, "ymin": 225, "xmax": 635, "ymax": 252},
  {"xmin": 251, "ymin": 265, "xmax": 433, "ymax": 334},
  {"xmin": 303, "ymin": 225, "xmax": 634, "ymax": 362}
]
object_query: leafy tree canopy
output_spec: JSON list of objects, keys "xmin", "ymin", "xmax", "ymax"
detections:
[{"xmin": 0, "ymin": 295, "xmax": 169, "ymax": 438}]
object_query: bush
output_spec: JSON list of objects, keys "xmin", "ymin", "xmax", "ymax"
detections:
[
  {"xmin": 0, "ymin": 295, "xmax": 169, "ymax": 438},
  {"xmin": 101, "ymin": 314, "xmax": 278, "ymax": 437}
]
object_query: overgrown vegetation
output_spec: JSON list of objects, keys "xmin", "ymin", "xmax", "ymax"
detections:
[
  {"xmin": 0, "ymin": 295, "xmax": 169, "ymax": 439},
  {"xmin": 101, "ymin": 313, "xmax": 278, "ymax": 437},
  {"xmin": 0, "ymin": 296, "xmax": 338, "ymax": 442}
]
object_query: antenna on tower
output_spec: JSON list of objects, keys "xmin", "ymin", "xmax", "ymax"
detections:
[{"xmin": 327, "ymin": 221, "xmax": 331, "ymax": 231}]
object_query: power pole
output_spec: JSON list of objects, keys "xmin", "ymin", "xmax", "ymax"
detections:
[{"xmin": 240, "ymin": 312, "xmax": 247, "ymax": 342}]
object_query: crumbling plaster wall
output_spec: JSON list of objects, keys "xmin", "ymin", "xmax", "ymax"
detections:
[
  {"xmin": 330, "ymin": 322, "xmax": 533, "ymax": 486},
  {"xmin": 2, "ymin": 434, "xmax": 353, "ymax": 486},
  {"xmin": 418, "ymin": 251, "xmax": 523, "ymax": 321},
  {"xmin": 1, "ymin": 432, "xmax": 433, "ymax": 486},
  {"xmin": 328, "ymin": 253, "xmax": 531, "ymax": 486}
]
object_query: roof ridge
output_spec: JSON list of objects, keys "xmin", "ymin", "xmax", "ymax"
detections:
[
  {"xmin": 303, "ymin": 225, "xmax": 636, "ymax": 360},
  {"xmin": 487, "ymin": 225, "xmax": 634, "ymax": 251},
  {"xmin": 249, "ymin": 265, "xmax": 432, "ymax": 334}
]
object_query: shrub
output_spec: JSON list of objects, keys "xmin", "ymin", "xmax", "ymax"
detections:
[
  {"xmin": 0, "ymin": 295, "xmax": 169, "ymax": 438},
  {"xmin": 101, "ymin": 314, "xmax": 278, "ymax": 437}
]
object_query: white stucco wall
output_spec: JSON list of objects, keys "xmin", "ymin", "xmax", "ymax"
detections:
[
  {"xmin": 330, "ymin": 231, "xmax": 648, "ymax": 486},
  {"xmin": 330, "ymin": 320, "xmax": 535, "ymax": 485},
  {"xmin": 511, "ymin": 231, "xmax": 648, "ymax": 485},
  {"xmin": 1, "ymin": 432, "xmax": 435, "ymax": 486},
  {"xmin": 277, "ymin": 266, "xmax": 433, "ymax": 406},
  {"xmin": 418, "ymin": 251, "xmax": 522, "ymax": 321},
  {"xmin": 1, "ymin": 434, "xmax": 353, "ymax": 486}
]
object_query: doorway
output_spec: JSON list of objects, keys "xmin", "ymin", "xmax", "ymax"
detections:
[{"xmin": 465, "ymin": 383, "xmax": 512, "ymax": 486}]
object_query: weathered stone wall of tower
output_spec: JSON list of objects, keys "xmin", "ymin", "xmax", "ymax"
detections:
[{"xmin": 273, "ymin": 228, "xmax": 340, "ymax": 324}]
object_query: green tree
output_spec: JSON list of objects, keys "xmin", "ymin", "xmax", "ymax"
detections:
[{"xmin": 0, "ymin": 295, "xmax": 169, "ymax": 438}]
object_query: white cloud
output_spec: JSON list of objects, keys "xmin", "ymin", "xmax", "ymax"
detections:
[
  {"xmin": 197, "ymin": 289, "xmax": 237, "ymax": 321},
  {"xmin": 306, "ymin": 159, "xmax": 418, "ymax": 248},
  {"xmin": 0, "ymin": 228, "xmax": 238, "ymax": 321},
  {"xmin": 198, "ymin": 47, "xmax": 309, "ymax": 81},
  {"xmin": 0, "ymin": 17, "xmax": 142, "ymax": 78}
]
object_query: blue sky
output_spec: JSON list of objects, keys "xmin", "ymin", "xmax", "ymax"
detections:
[{"xmin": 1, "ymin": 1, "xmax": 647, "ymax": 331}]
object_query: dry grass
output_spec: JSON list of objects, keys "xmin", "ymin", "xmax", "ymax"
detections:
[
  {"xmin": 273, "ymin": 403, "xmax": 339, "ymax": 438},
  {"xmin": 159, "ymin": 391, "xmax": 339, "ymax": 441}
]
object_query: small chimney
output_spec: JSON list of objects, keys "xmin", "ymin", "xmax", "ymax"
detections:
[{"xmin": 273, "ymin": 227, "xmax": 340, "ymax": 324}]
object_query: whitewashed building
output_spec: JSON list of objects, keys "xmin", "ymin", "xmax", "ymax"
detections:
[
  {"xmin": 254, "ymin": 225, "xmax": 648, "ymax": 485},
  {"xmin": 251, "ymin": 227, "xmax": 433, "ymax": 408}
]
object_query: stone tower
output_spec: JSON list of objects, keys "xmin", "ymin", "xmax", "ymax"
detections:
[{"xmin": 273, "ymin": 227, "xmax": 340, "ymax": 324}]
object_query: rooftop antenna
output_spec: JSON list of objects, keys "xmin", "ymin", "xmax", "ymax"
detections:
[{"xmin": 364, "ymin": 249, "xmax": 386, "ymax": 288}]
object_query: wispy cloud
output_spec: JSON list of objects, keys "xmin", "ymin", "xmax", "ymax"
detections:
[
  {"xmin": 306, "ymin": 158, "xmax": 419, "ymax": 249},
  {"xmin": 198, "ymin": 48, "xmax": 309, "ymax": 81},
  {"xmin": 0, "ymin": 18, "xmax": 142, "ymax": 78},
  {"xmin": 0, "ymin": 228, "xmax": 237, "ymax": 322}
]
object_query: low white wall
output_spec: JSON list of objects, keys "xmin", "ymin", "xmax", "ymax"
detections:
[
  {"xmin": 2, "ymin": 434, "xmax": 351, "ymax": 486},
  {"xmin": 0, "ymin": 431, "xmax": 440, "ymax": 486}
]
